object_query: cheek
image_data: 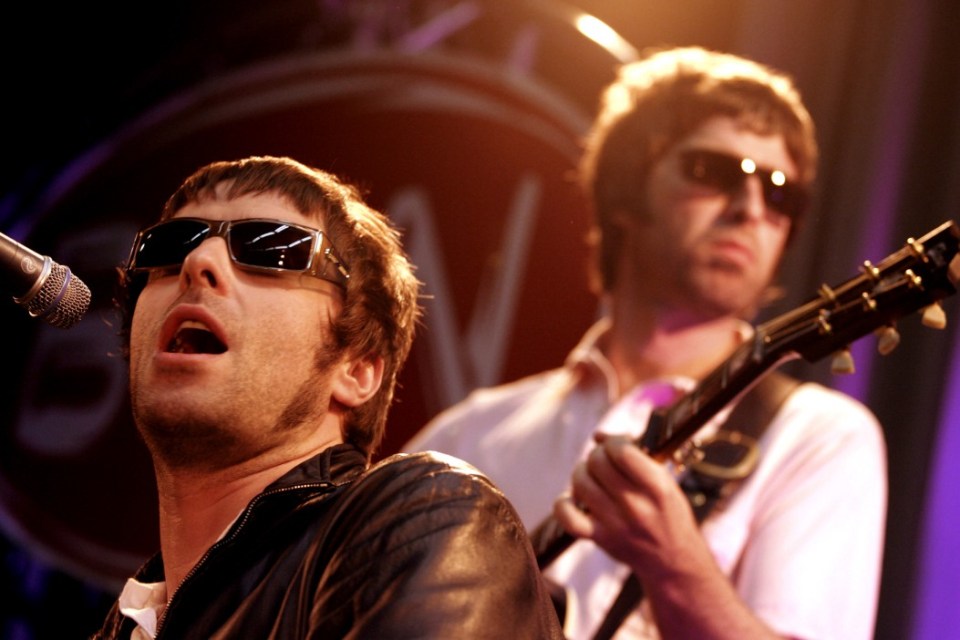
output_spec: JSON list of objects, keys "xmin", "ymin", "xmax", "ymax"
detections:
[
  {"xmin": 129, "ymin": 290, "xmax": 161, "ymax": 354},
  {"xmin": 645, "ymin": 178, "xmax": 715, "ymax": 243},
  {"xmin": 129, "ymin": 282, "xmax": 181, "ymax": 362},
  {"xmin": 259, "ymin": 293, "xmax": 330, "ymax": 355},
  {"xmin": 759, "ymin": 227, "xmax": 790, "ymax": 273}
]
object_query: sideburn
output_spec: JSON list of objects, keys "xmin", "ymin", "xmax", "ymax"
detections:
[{"xmin": 275, "ymin": 340, "xmax": 340, "ymax": 435}]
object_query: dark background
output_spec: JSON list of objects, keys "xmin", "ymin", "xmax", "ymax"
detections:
[{"xmin": 2, "ymin": 1, "xmax": 959, "ymax": 638}]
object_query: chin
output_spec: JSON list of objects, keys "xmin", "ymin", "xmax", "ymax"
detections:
[
  {"xmin": 694, "ymin": 274, "xmax": 765, "ymax": 316},
  {"xmin": 142, "ymin": 424, "xmax": 244, "ymax": 471}
]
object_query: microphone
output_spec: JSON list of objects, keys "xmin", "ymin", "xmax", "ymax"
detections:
[{"xmin": 0, "ymin": 230, "xmax": 91, "ymax": 329}]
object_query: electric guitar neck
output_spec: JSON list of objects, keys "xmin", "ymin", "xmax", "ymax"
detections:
[{"xmin": 531, "ymin": 220, "xmax": 960, "ymax": 569}]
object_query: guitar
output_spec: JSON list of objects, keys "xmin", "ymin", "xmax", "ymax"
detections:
[{"xmin": 531, "ymin": 219, "xmax": 960, "ymax": 569}]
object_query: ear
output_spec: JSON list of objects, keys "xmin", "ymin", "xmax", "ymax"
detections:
[{"xmin": 331, "ymin": 353, "xmax": 384, "ymax": 408}]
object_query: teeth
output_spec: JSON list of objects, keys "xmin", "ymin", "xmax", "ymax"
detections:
[
  {"xmin": 179, "ymin": 320, "xmax": 210, "ymax": 332},
  {"xmin": 165, "ymin": 320, "xmax": 227, "ymax": 354},
  {"xmin": 167, "ymin": 332, "xmax": 186, "ymax": 354},
  {"xmin": 167, "ymin": 321, "xmax": 204, "ymax": 354},
  {"xmin": 167, "ymin": 330, "xmax": 190, "ymax": 354}
]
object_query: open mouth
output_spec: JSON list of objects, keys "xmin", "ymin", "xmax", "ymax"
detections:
[{"xmin": 166, "ymin": 322, "xmax": 227, "ymax": 355}]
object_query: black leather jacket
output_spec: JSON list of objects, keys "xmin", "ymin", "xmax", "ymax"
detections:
[{"xmin": 93, "ymin": 444, "xmax": 563, "ymax": 639}]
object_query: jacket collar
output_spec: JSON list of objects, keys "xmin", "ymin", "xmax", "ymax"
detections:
[
  {"xmin": 134, "ymin": 443, "xmax": 370, "ymax": 584},
  {"xmin": 263, "ymin": 442, "xmax": 369, "ymax": 492}
]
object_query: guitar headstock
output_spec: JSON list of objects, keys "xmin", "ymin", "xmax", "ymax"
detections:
[{"xmin": 760, "ymin": 220, "xmax": 960, "ymax": 368}]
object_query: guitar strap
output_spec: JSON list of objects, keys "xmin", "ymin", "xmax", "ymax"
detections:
[{"xmin": 588, "ymin": 371, "xmax": 801, "ymax": 640}]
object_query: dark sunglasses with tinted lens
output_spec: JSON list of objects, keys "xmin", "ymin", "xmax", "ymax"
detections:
[
  {"xmin": 126, "ymin": 217, "xmax": 350, "ymax": 287},
  {"xmin": 678, "ymin": 148, "xmax": 809, "ymax": 220}
]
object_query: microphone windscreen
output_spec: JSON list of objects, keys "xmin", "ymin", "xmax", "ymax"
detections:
[{"xmin": 20, "ymin": 261, "xmax": 92, "ymax": 329}]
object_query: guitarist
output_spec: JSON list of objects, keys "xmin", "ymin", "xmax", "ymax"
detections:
[{"xmin": 404, "ymin": 46, "xmax": 887, "ymax": 640}]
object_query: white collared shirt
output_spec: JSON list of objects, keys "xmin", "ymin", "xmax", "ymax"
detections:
[
  {"xmin": 118, "ymin": 578, "xmax": 166, "ymax": 639},
  {"xmin": 404, "ymin": 319, "xmax": 887, "ymax": 640}
]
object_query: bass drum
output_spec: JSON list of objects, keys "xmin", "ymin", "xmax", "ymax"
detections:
[{"xmin": 0, "ymin": 0, "xmax": 634, "ymax": 587}]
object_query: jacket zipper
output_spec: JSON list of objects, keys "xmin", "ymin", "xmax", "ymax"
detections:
[{"xmin": 153, "ymin": 481, "xmax": 330, "ymax": 638}]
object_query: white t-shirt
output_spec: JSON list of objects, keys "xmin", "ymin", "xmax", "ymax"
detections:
[{"xmin": 404, "ymin": 321, "xmax": 887, "ymax": 640}]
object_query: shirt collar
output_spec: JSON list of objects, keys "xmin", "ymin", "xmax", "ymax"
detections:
[
  {"xmin": 563, "ymin": 317, "xmax": 620, "ymax": 403},
  {"xmin": 564, "ymin": 316, "xmax": 756, "ymax": 404}
]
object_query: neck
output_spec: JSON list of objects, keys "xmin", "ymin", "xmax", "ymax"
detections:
[
  {"xmin": 151, "ymin": 444, "xmax": 333, "ymax": 594},
  {"xmin": 605, "ymin": 298, "xmax": 747, "ymax": 397}
]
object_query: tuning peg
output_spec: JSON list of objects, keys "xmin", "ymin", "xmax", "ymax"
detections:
[
  {"xmin": 831, "ymin": 348, "xmax": 856, "ymax": 374},
  {"xmin": 875, "ymin": 326, "xmax": 901, "ymax": 355},
  {"xmin": 922, "ymin": 302, "xmax": 947, "ymax": 329}
]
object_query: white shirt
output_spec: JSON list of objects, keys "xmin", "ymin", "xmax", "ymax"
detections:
[
  {"xmin": 118, "ymin": 578, "xmax": 167, "ymax": 639},
  {"xmin": 404, "ymin": 320, "xmax": 887, "ymax": 640},
  {"xmin": 116, "ymin": 513, "xmax": 241, "ymax": 639}
]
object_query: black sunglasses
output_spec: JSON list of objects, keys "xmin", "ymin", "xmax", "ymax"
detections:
[
  {"xmin": 126, "ymin": 217, "xmax": 350, "ymax": 288},
  {"xmin": 678, "ymin": 148, "xmax": 809, "ymax": 220}
]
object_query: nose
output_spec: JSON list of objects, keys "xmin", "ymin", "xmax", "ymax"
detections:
[
  {"xmin": 178, "ymin": 237, "xmax": 230, "ymax": 291},
  {"xmin": 726, "ymin": 174, "xmax": 767, "ymax": 224}
]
